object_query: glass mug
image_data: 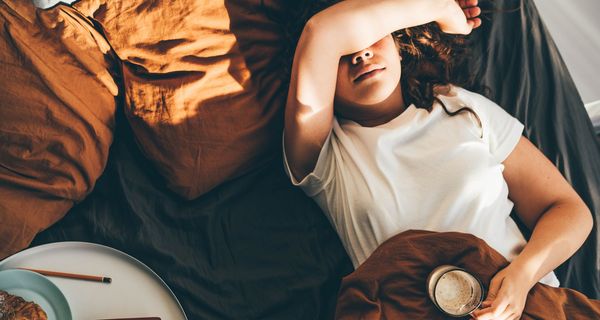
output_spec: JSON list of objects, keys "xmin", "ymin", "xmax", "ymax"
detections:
[{"xmin": 427, "ymin": 265, "xmax": 485, "ymax": 317}]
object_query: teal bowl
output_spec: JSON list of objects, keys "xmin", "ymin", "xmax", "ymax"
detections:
[{"xmin": 0, "ymin": 269, "xmax": 72, "ymax": 320}]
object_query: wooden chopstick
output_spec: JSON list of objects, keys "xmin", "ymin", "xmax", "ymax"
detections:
[{"xmin": 18, "ymin": 267, "xmax": 112, "ymax": 283}]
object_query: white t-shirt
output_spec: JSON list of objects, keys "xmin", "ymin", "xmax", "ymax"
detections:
[{"xmin": 283, "ymin": 86, "xmax": 560, "ymax": 287}]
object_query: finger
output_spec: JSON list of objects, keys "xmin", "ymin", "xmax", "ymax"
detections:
[
  {"xmin": 453, "ymin": 20, "xmax": 474, "ymax": 35},
  {"xmin": 459, "ymin": 0, "xmax": 479, "ymax": 9},
  {"xmin": 490, "ymin": 294, "xmax": 511, "ymax": 318},
  {"xmin": 472, "ymin": 305, "xmax": 510, "ymax": 320},
  {"xmin": 466, "ymin": 17, "xmax": 482, "ymax": 31},
  {"xmin": 506, "ymin": 314, "xmax": 519, "ymax": 320},
  {"xmin": 471, "ymin": 17, "xmax": 482, "ymax": 29},
  {"xmin": 472, "ymin": 305, "xmax": 497, "ymax": 319},
  {"xmin": 471, "ymin": 307, "xmax": 495, "ymax": 320},
  {"xmin": 481, "ymin": 299, "xmax": 492, "ymax": 308},
  {"xmin": 485, "ymin": 277, "xmax": 504, "ymax": 302},
  {"xmin": 463, "ymin": 6, "xmax": 481, "ymax": 18},
  {"xmin": 503, "ymin": 312, "xmax": 520, "ymax": 320},
  {"xmin": 473, "ymin": 295, "xmax": 510, "ymax": 320},
  {"xmin": 496, "ymin": 310, "xmax": 516, "ymax": 320},
  {"xmin": 465, "ymin": 20, "xmax": 476, "ymax": 33}
]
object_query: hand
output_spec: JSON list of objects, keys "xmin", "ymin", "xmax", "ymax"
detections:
[
  {"xmin": 459, "ymin": 0, "xmax": 482, "ymax": 29},
  {"xmin": 470, "ymin": 266, "xmax": 532, "ymax": 320},
  {"xmin": 437, "ymin": 0, "xmax": 482, "ymax": 34}
]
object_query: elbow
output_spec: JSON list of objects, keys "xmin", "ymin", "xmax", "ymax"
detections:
[
  {"xmin": 303, "ymin": 14, "xmax": 331, "ymax": 41},
  {"xmin": 567, "ymin": 195, "xmax": 594, "ymax": 236},
  {"xmin": 555, "ymin": 197, "xmax": 594, "ymax": 239},
  {"xmin": 298, "ymin": 16, "xmax": 329, "ymax": 52},
  {"xmin": 582, "ymin": 205, "xmax": 594, "ymax": 238},
  {"xmin": 302, "ymin": 15, "xmax": 337, "ymax": 46},
  {"xmin": 573, "ymin": 198, "xmax": 594, "ymax": 238},
  {"xmin": 302, "ymin": 15, "xmax": 319, "ymax": 36},
  {"xmin": 303, "ymin": 11, "xmax": 362, "ymax": 56}
]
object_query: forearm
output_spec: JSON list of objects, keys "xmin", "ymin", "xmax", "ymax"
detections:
[
  {"xmin": 288, "ymin": 0, "xmax": 462, "ymax": 113},
  {"xmin": 284, "ymin": 0, "xmax": 472, "ymax": 178},
  {"xmin": 307, "ymin": 0, "xmax": 453, "ymax": 56},
  {"xmin": 509, "ymin": 200, "xmax": 593, "ymax": 288}
]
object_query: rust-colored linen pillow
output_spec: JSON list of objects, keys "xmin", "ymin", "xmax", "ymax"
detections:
[
  {"xmin": 335, "ymin": 230, "xmax": 600, "ymax": 319},
  {"xmin": 73, "ymin": 0, "xmax": 288, "ymax": 199},
  {"xmin": 0, "ymin": 0, "xmax": 117, "ymax": 258}
]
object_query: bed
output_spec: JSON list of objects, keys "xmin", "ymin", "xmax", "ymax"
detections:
[{"xmin": 1, "ymin": 0, "xmax": 598, "ymax": 318}]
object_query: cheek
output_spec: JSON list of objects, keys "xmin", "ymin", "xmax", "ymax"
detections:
[
  {"xmin": 386, "ymin": 53, "xmax": 402, "ymax": 82},
  {"xmin": 393, "ymin": 60, "xmax": 402, "ymax": 81},
  {"xmin": 335, "ymin": 64, "xmax": 354, "ymax": 100}
]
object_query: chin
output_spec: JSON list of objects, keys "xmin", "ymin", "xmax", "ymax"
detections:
[{"xmin": 353, "ymin": 84, "xmax": 396, "ymax": 105}]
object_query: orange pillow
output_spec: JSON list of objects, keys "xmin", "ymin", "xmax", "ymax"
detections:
[
  {"xmin": 73, "ymin": 0, "xmax": 288, "ymax": 199},
  {"xmin": 0, "ymin": 1, "xmax": 117, "ymax": 258}
]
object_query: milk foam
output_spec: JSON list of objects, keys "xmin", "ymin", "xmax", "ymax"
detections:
[{"xmin": 434, "ymin": 270, "xmax": 480, "ymax": 314}]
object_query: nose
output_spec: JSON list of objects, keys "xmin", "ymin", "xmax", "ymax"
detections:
[{"xmin": 351, "ymin": 48, "xmax": 373, "ymax": 65}]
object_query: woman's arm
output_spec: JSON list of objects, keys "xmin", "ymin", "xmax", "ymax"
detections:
[
  {"xmin": 284, "ymin": 0, "xmax": 478, "ymax": 181},
  {"xmin": 504, "ymin": 137, "xmax": 592, "ymax": 282},
  {"xmin": 472, "ymin": 136, "xmax": 593, "ymax": 320}
]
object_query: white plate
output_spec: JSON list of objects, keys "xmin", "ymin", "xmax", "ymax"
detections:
[{"xmin": 0, "ymin": 242, "xmax": 187, "ymax": 320}]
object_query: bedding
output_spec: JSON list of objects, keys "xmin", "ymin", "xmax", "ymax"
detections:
[
  {"xmin": 335, "ymin": 230, "xmax": 600, "ymax": 320},
  {"xmin": 71, "ymin": 0, "xmax": 289, "ymax": 200},
  {"xmin": 587, "ymin": 101, "xmax": 600, "ymax": 134},
  {"xmin": 0, "ymin": 0, "xmax": 598, "ymax": 319},
  {"xmin": 0, "ymin": 0, "xmax": 117, "ymax": 258}
]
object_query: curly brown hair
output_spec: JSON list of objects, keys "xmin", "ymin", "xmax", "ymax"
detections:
[
  {"xmin": 266, "ymin": 0, "xmax": 487, "ymax": 129},
  {"xmin": 393, "ymin": 23, "xmax": 483, "ymax": 130}
]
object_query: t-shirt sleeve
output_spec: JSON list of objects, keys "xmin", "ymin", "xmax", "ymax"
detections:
[
  {"xmin": 282, "ymin": 130, "xmax": 335, "ymax": 196},
  {"xmin": 467, "ymin": 90, "xmax": 525, "ymax": 163}
]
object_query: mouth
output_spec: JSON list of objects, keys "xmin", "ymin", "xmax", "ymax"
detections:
[{"xmin": 354, "ymin": 67, "xmax": 386, "ymax": 83}]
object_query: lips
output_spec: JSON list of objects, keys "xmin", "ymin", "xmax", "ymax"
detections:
[{"xmin": 353, "ymin": 65, "xmax": 385, "ymax": 83}]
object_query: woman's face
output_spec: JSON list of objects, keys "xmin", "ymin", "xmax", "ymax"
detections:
[{"xmin": 335, "ymin": 34, "xmax": 402, "ymax": 107}]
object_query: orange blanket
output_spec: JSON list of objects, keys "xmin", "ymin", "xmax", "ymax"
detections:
[
  {"xmin": 335, "ymin": 230, "xmax": 600, "ymax": 319},
  {"xmin": 72, "ymin": 0, "xmax": 289, "ymax": 199},
  {"xmin": 0, "ymin": 0, "xmax": 117, "ymax": 258},
  {"xmin": 0, "ymin": 0, "xmax": 290, "ymax": 257}
]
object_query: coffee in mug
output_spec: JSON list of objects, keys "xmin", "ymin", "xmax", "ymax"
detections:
[{"xmin": 427, "ymin": 265, "xmax": 485, "ymax": 317}]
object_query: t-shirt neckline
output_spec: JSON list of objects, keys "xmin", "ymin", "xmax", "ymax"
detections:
[{"xmin": 338, "ymin": 104, "xmax": 418, "ymax": 129}]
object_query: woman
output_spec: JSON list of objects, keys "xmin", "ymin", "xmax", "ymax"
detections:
[{"xmin": 282, "ymin": 0, "xmax": 593, "ymax": 319}]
